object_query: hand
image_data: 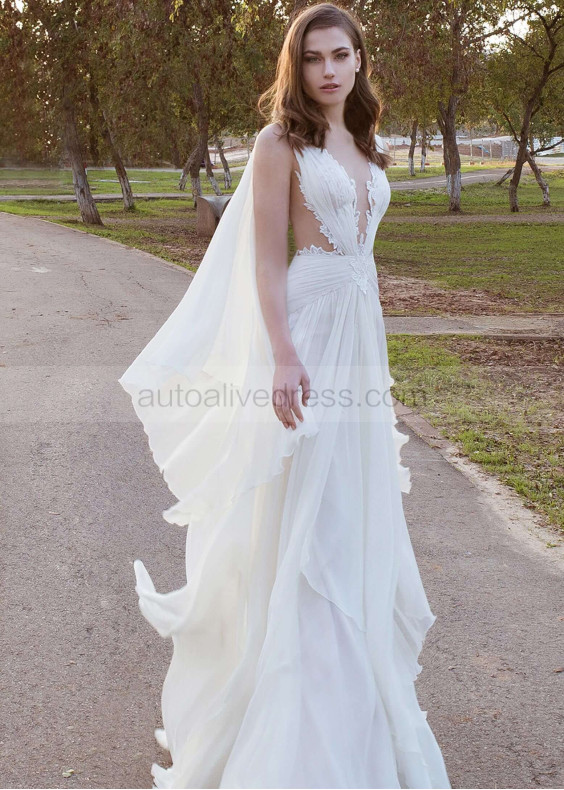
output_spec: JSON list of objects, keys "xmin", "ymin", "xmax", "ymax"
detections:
[{"xmin": 272, "ymin": 354, "xmax": 310, "ymax": 430}]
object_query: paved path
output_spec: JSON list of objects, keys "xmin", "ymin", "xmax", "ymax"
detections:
[
  {"xmin": 391, "ymin": 168, "xmax": 509, "ymax": 191},
  {"xmin": 385, "ymin": 313, "xmax": 564, "ymax": 338},
  {"xmin": 1, "ymin": 212, "xmax": 563, "ymax": 789}
]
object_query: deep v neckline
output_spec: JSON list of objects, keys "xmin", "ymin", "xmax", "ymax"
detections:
[{"xmin": 320, "ymin": 147, "xmax": 378, "ymax": 250}]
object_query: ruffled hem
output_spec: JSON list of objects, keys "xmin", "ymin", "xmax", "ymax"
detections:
[{"xmin": 133, "ymin": 550, "xmax": 446, "ymax": 789}]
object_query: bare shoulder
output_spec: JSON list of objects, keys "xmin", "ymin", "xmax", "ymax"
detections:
[{"xmin": 254, "ymin": 123, "xmax": 293, "ymax": 167}]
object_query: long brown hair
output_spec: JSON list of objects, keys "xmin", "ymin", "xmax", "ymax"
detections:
[{"xmin": 257, "ymin": 2, "xmax": 392, "ymax": 169}]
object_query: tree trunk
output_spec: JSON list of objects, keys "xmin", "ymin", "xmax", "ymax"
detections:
[
  {"xmin": 525, "ymin": 149, "xmax": 550, "ymax": 206},
  {"xmin": 89, "ymin": 82, "xmax": 135, "ymax": 210},
  {"xmin": 507, "ymin": 26, "xmax": 557, "ymax": 213},
  {"xmin": 179, "ymin": 144, "xmax": 201, "ymax": 193},
  {"xmin": 179, "ymin": 80, "xmax": 209, "ymax": 206},
  {"xmin": 509, "ymin": 103, "xmax": 534, "ymax": 213},
  {"xmin": 508, "ymin": 141, "xmax": 528, "ymax": 212},
  {"xmin": 62, "ymin": 83, "xmax": 103, "ymax": 226},
  {"xmin": 438, "ymin": 96, "xmax": 462, "ymax": 212},
  {"xmin": 214, "ymin": 136, "xmax": 232, "ymax": 189},
  {"xmin": 420, "ymin": 128, "xmax": 427, "ymax": 172},
  {"xmin": 204, "ymin": 147, "xmax": 222, "ymax": 195},
  {"xmin": 495, "ymin": 167, "xmax": 514, "ymax": 186},
  {"xmin": 408, "ymin": 119, "xmax": 417, "ymax": 176},
  {"xmin": 189, "ymin": 133, "xmax": 208, "ymax": 205},
  {"xmin": 100, "ymin": 109, "xmax": 135, "ymax": 210}
]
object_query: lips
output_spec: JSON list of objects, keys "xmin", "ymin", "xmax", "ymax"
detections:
[{"xmin": 320, "ymin": 84, "xmax": 340, "ymax": 90}]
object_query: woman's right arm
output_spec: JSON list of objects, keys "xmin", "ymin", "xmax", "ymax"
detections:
[{"xmin": 252, "ymin": 125, "xmax": 310, "ymax": 430}]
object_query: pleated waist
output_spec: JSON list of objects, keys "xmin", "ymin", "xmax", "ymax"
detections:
[{"xmin": 287, "ymin": 251, "xmax": 378, "ymax": 314}]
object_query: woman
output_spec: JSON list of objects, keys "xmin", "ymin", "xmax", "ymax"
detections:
[{"xmin": 119, "ymin": 3, "xmax": 451, "ymax": 788}]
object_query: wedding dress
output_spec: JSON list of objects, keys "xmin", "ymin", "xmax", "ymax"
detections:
[{"xmin": 118, "ymin": 133, "xmax": 451, "ymax": 789}]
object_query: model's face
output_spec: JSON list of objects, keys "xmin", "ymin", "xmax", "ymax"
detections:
[{"xmin": 301, "ymin": 26, "xmax": 361, "ymax": 106}]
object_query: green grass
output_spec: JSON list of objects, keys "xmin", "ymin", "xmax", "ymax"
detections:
[
  {"xmin": 374, "ymin": 221, "xmax": 564, "ymax": 312},
  {"xmin": 0, "ymin": 161, "xmax": 488, "ymax": 195},
  {"xmin": 2, "ymin": 160, "xmax": 557, "ymax": 196},
  {"xmin": 386, "ymin": 169, "xmax": 564, "ymax": 214},
  {"xmin": 0, "ymin": 165, "xmax": 248, "ymax": 196},
  {"xmin": 387, "ymin": 334, "xmax": 564, "ymax": 533}
]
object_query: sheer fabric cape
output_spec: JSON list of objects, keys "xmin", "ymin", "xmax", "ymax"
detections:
[{"xmin": 118, "ymin": 147, "xmax": 319, "ymax": 528}]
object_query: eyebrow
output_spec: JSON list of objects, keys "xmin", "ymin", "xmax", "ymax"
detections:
[{"xmin": 303, "ymin": 46, "xmax": 351, "ymax": 55}]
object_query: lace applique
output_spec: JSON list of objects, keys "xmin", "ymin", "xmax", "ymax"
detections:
[
  {"xmin": 320, "ymin": 149, "xmax": 379, "ymax": 253},
  {"xmin": 295, "ymin": 244, "xmax": 340, "ymax": 256},
  {"xmin": 365, "ymin": 162, "xmax": 379, "ymax": 239},
  {"xmin": 293, "ymin": 150, "xmax": 380, "ymax": 295},
  {"xmin": 294, "ymin": 169, "xmax": 344, "ymax": 255},
  {"xmin": 348, "ymin": 257, "xmax": 369, "ymax": 294}
]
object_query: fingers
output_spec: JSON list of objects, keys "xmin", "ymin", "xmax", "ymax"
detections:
[
  {"xmin": 272, "ymin": 367, "xmax": 311, "ymax": 430},
  {"xmin": 301, "ymin": 371, "xmax": 311, "ymax": 407},
  {"xmin": 290, "ymin": 387, "xmax": 303, "ymax": 424},
  {"xmin": 272, "ymin": 386, "xmax": 293, "ymax": 429},
  {"xmin": 272, "ymin": 385, "xmax": 299, "ymax": 430}
]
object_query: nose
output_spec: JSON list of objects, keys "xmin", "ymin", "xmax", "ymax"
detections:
[{"xmin": 323, "ymin": 60, "xmax": 335, "ymax": 78}]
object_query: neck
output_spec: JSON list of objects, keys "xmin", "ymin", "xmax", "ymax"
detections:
[{"xmin": 321, "ymin": 102, "xmax": 346, "ymax": 131}]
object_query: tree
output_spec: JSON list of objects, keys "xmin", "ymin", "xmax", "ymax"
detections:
[
  {"xmin": 0, "ymin": 0, "xmax": 50, "ymax": 164},
  {"xmin": 363, "ymin": 0, "xmax": 530, "ymax": 212},
  {"xmin": 171, "ymin": 0, "xmax": 284, "ymax": 202},
  {"xmin": 25, "ymin": 0, "xmax": 103, "ymax": 225},
  {"xmin": 486, "ymin": 1, "xmax": 564, "ymax": 210}
]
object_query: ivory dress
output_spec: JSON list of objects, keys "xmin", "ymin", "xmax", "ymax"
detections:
[{"xmin": 118, "ymin": 134, "xmax": 451, "ymax": 789}]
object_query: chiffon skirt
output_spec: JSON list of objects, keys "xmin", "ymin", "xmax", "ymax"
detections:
[{"xmin": 130, "ymin": 251, "xmax": 451, "ymax": 789}]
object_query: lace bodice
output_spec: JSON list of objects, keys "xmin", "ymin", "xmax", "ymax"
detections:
[{"xmin": 293, "ymin": 134, "xmax": 391, "ymax": 272}]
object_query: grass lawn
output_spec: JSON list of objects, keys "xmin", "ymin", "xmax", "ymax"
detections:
[
  {"xmin": 0, "ymin": 160, "xmax": 511, "ymax": 195},
  {"xmin": 374, "ymin": 221, "xmax": 564, "ymax": 313},
  {"xmin": 386, "ymin": 169, "xmax": 564, "ymax": 214},
  {"xmin": 0, "ymin": 165, "xmax": 250, "ymax": 196},
  {"xmin": 387, "ymin": 334, "xmax": 564, "ymax": 535},
  {"xmin": 385, "ymin": 162, "xmax": 517, "ymax": 182}
]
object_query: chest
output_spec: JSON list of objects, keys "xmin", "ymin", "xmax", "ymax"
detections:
[{"xmin": 289, "ymin": 144, "xmax": 390, "ymax": 250}]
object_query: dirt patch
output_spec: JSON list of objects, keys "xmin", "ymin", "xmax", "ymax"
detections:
[
  {"xmin": 446, "ymin": 336, "xmax": 563, "ymax": 368},
  {"xmin": 107, "ymin": 216, "xmax": 190, "ymax": 228},
  {"xmin": 451, "ymin": 337, "xmax": 563, "ymax": 424},
  {"xmin": 103, "ymin": 215, "xmax": 210, "ymax": 266},
  {"xmin": 379, "ymin": 272, "xmax": 523, "ymax": 315},
  {"xmin": 446, "ymin": 336, "xmax": 563, "ymax": 436}
]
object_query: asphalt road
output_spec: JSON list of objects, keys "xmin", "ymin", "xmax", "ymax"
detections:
[{"xmin": 1, "ymin": 212, "xmax": 563, "ymax": 788}]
